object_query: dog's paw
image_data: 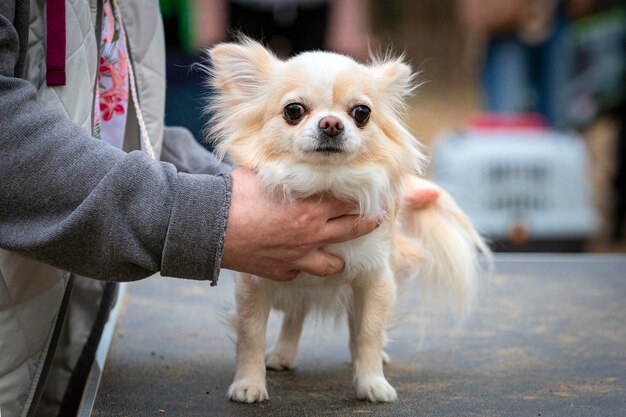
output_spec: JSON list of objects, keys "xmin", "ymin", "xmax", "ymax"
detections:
[
  {"xmin": 381, "ymin": 350, "xmax": 391, "ymax": 365},
  {"xmin": 265, "ymin": 350, "xmax": 296, "ymax": 371},
  {"xmin": 355, "ymin": 375, "xmax": 398, "ymax": 403},
  {"xmin": 228, "ymin": 379, "xmax": 269, "ymax": 403}
]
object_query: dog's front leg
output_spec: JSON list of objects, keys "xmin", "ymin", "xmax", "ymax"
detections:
[
  {"xmin": 351, "ymin": 270, "xmax": 398, "ymax": 402},
  {"xmin": 228, "ymin": 275, "xmax": 272, "ymax": 403},
  {"xmin": 348, "ymin": 307, "xmax": 391, "ymax": 366}
]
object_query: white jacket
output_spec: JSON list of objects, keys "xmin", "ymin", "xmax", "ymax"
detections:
[{"xmin": 0, "ymin": 0, "xmax": 165, "ymax": 415}]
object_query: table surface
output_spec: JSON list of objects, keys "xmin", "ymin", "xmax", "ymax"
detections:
[{"xmin": 92, "ymin": 255, "xmax": 626, "ymax": 417}]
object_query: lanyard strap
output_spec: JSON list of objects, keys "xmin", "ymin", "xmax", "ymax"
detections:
[
  {"xmin": 47, "ymin": 0, "xmax": 155, "ymax": 159},
  {"xmin": 46, "ymin": 0, "xmax": 66, "ymax": 86},
  {"xmin": 112, "ymin": 0, "xmax": 156, "ymax": 159}
]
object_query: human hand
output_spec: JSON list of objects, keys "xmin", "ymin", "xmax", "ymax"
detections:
[
  {"xmin": 220, "ymin": 168, "xmax": 381, "ymax": 282},
  {"xmin": 402, "ymin": 175, "xmax": 441, "ymax": 211}
]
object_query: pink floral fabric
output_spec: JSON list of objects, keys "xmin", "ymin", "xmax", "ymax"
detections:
[{"xmin": 93, "ymin": 0, "xmax": 129, "ymax": 149}]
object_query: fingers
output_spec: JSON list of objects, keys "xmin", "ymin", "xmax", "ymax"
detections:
[
  {"xmin": 321, "ymin": 215, "xmax": 380, "ymax": 244},
  {"xmin": 403, "ymin": 175, "xmax": 441, "ymax": 211},
  {"xmin": 271, "ymin": 270, "xmax": 300, "ymax": 282},
  {"xmin": 403, "ymin": 187, "xmax": 440, "ymax": 211},
  {"xmin": 296, "ymin": 249, "xmax": 345, "ymax": 277},
  {"xmin": 312, "ymin": 195, "xmax": 358, "ymax": 218},
  {"xmin": 268, "ymin": 249, "xmax": 344, "ymax": 282}
]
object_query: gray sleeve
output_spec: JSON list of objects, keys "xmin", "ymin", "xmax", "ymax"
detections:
[
  {"xmin": 0, "ymin": 9, "xmax": 230, "ymax": 284},
  {"xmin": 160, "ymin": 126, "xmax": 233, "ymax": 175}
]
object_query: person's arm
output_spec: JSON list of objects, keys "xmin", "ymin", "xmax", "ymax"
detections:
[
  {"xmin": 0, "ymin": 6, "xmax": 383, "ymax": 285},
  {"xmin": 160, "ymin": 126, "xmax": 233, "ymax": 175},
  {"xmin": 0, "ymin": 9, "xmax": 231, "ymax": 283}
]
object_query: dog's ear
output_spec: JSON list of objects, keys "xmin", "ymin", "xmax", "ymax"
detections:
[
  {"xmin": 370, "ymin": 58, "xmax": 416, "ymax": 113},
  {"xmin": 370, "ymin": 58, "xmax": 426, "ymax": 174},
  {"xmin": 208, "ymin": 39, "xmax": 278, "ymax": 102}
]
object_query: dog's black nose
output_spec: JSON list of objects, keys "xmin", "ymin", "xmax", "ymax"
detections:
[{"xmin": 318, "ymin": 116, "xmax": 344, "ymax": 138}]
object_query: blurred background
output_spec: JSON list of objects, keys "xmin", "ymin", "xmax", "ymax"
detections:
[{"xmin": 159, "ymin": 0, "xmax": 625, "ymax": 253}]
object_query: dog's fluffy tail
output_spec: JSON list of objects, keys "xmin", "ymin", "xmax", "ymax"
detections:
[{"xmin": 395, "ymin": 178, "xmax": 492, "ymax": 319}]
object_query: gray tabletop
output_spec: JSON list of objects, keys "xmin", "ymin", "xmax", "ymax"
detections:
[{"xmin": 92, "ymin": 255, "xmax": 626, "ymax": 416}]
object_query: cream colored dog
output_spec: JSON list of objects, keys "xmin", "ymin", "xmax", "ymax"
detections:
[{"xmin": 206, "ymin": 39, "xmax": 488, "ymax": 403}]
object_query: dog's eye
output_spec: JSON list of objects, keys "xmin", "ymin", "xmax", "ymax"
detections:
[
  {"xmin": 283, "ymin": 103, "xmax": 306, "ymax": 124},
  {"xmin": 351, "ymin": 105, "xmax": 371, "ymax": 126}
]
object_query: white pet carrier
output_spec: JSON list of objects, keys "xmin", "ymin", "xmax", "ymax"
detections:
[{"xmin": 431, "ymin": 118, "xmax": 597, "ymax": 249}]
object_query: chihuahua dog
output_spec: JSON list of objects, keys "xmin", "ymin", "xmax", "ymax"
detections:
[{"xmin": 206, "ymin": 39, "xmax": 488, "ymax": 403}]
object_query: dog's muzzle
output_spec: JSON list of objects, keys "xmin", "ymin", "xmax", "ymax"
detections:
[{"xmin": 315, "ymin": 116, "xmax": 345, "ymax": 153}]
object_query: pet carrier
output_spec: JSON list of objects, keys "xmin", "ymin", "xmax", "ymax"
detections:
[{"xmin": 431, "ymin": 114, "xmax": 597, "ymax": 251}]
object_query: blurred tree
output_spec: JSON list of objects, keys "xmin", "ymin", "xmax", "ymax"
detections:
[{"xmin": 160, "ymin": 0, "xmax": 194, "ymax": 52}]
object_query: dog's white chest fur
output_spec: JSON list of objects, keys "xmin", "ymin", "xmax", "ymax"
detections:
[
  {"xmin": 263, "ymin": 225, "xmax": 392, "ymax": 315},
  {"xmin": 290, "ymin": 225, "xmax": 390, "ymax": 283},
  {"xmin": 258, "ymin": 162, "xmax": 394, "ymax": 220},
  {"xmin": 255, "ymin": 163, "xmax": 395, "ymax": 310}
]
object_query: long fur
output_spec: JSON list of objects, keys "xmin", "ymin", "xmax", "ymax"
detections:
[{"xmin": 206, "ymin": 38, "xmax": 489, "ymax": 403}]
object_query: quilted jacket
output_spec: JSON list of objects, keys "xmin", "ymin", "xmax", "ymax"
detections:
[
  {"xmin": 0, "ymin": 0, "xmax": 231, "ymax": 416},
  {"xmin": 1, "ymin": 1, "xmax": 165, "ymax": 415}
]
